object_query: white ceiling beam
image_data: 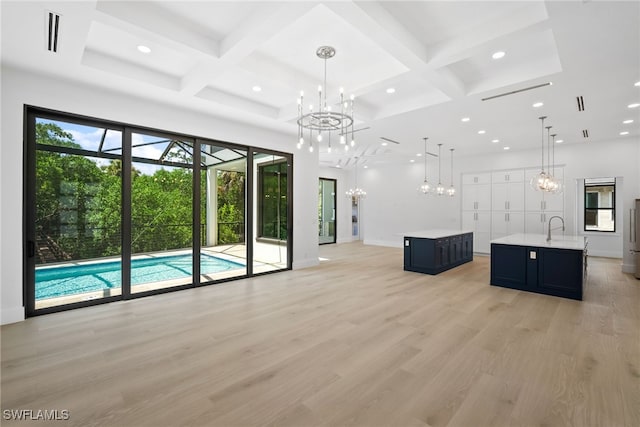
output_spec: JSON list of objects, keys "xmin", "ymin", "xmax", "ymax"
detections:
[
  {"xmin": 93, "ymin": 2, "xmax": 219, "ymax": 58},
  {"xmin": 195, "ymin": 87, "xmax": 280, "ymax": 119},
  {"xmin": 324, "ymin": 1, "xmax": 466, "ymax": 102},
  {"xmin": 82, "ymin": 49, "xmax": 180, "ymax": 91},
  {"xmin": 180, "ymin": 2, "xmax": 314, "ymax": 97},
  {"xmin": 426, "ymin": 2, "xmax": 550, "ymax": 69}
]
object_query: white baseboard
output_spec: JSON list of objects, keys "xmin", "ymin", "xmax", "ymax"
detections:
[
  {"xmin": 622, "ymin": 263, "xmax": 637, "ymax": 275},
  {"xmin": 363, "ymin": 239, "xmax": 403, "ymax": 248},
  {"xmin": 1, "ymin": 306, "xmax": 25, "ymax": 325},
  {"xmin": 292, "ymin": 257, "xmax": 319, "ymax": 270},
  {"xmin": 588, "ymin": 250, "xmax": 622, "ymax": 258}
]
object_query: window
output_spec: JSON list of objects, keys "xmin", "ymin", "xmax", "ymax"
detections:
[{"xmin": 584, "ymin": 178, "xmax": 615, "ymax": 232}]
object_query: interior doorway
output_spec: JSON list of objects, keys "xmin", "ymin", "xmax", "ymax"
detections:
[{"xmin": 318, "ymin": 178, "xmax": 336, "ymax": 244}]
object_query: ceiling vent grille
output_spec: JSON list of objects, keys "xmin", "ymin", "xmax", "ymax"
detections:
[
  {"xmin": 582, "ymin": 129, "xmax": 589, "ymax": 138},
  {"xmin": 46, "ymin": 11, "xmax": 61, "ymax": 53},
  {"xmin": 481, "ymin": 82, "xmax": 552, "ymax": 101},
  {"xmin": 576, "ymin": 96, "xmax": 585, "ymax": 111}
]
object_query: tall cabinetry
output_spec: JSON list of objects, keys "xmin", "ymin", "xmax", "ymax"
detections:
[
  {"xmin": 461, "ymin": 173, "xmax": 491, "ymax": 253},
  {"xmin": 524, "ymin": 167, "xmax": 564, "ymax": 234},
  {"xmin": 491, "ymin": 170, "xmax": 525, "ymax": 240}
]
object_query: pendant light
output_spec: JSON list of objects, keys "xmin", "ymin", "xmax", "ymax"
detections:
[
  {"xmin": 418, "ymin": 137, "xmax": 431, "ymax": 194},
  {"xmin": 530, "ymin": 116, "xmax": 548, "ymax": 191},
  {"xmin": 549, "ymin": 133, "xmax": 563, "ymax": 194},
  {"xmin": 436, "ymin": 143, "xmax": 445, "ymax": 196},
  {"xmin": 447, "ymin": 148, "xmax": 456, "ymax": 197},
  {"xmin": 345, "ymin": 157, "xmax": 366, "ymax": 200}
]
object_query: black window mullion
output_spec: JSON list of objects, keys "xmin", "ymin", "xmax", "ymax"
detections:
[
  {"xmin": 193, "ymin": 140, "xmax": 202, "ymax": 286},
  {"xmin": 122, "ymin": 128, "xmax": 132, "ymax": 299},
  {"xmin": 246, "ymin": 150, "xmax": 254, "ymax": 276}
]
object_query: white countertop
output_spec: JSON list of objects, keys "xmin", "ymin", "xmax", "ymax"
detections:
[
  {"xmin": 403, "ymin": 229, "xmax": 473, "ymax": 239},
  {"xmin": 491, "ymin": 233, "xmax": 587, "ymax": 251}
]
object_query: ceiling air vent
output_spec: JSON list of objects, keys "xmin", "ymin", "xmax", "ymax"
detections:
[
  {"xmin": 481, "ymin": 82, "xmax": 552, "ymax": 101},
  {"xmin": 576, "ymin": 96, "xmax": 585, "ymax": 111},
  {"xmin": 582, "ymin": 129, "xmax": 589, "ymax": 138},
  {"xmin": 46, "ymin": 11, "xmax": 61, "ymax": 53}
]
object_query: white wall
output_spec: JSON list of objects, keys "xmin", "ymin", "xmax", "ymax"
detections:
[
  {"xmin": 359, "ymin": 139, "xmax": 640, "ymax": 269},
  {"xmin": 0, "ymin": 66, "xmax": 319, "ymax": 324}
]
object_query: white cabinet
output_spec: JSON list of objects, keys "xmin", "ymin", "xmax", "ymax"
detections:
[
  {"xmin": 492, "ymin": 211, "xmax": 525, "ymax": 239},
  {"xmin": 462, "ymin": 172, "xmax": 491, "ymax": 211},
  {"xmin": 462, "ymin": 211, "xmax": 491, "ymax": 253},
  {"xmin": 462, "ymin": 172, "xmax": 492, "ymax": 253},
  {"xmin": 491, "ymin": 182, "xmax": 525, "ymax": 211}
]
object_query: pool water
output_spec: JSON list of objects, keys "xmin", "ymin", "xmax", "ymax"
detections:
[{"xmin": 36, "ymin": 253, "xmax": 244, "ymax": 300}]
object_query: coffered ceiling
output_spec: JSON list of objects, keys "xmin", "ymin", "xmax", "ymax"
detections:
[{"xmin": 1, "ymin": 1, "xmax": 638, "ymax": 169}]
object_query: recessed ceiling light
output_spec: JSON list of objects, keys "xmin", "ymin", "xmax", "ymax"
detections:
[
  {"xmin": 478, "ymin": 130, "xmax": 486, "ymax": 134},
  {"xmin": 532, "ymin": 102, "xmax": 544, "ymax": 108},
  {"xmin": 335, "ymin": 165, "xmax": 341, "ymax": 168},
  {"xmin": 410, "ymin": 159, "xmax": 415, "ymax": 163},
  {"xmin": 252, "ymin": 85, "xmax": 262, "ymax": 92},
  {"xmin": 137, "ymin": 45, "xmax": 151, "ymax": 54},
  {"xmin": 492, "ymin": 139, "xmax": 499, "ymax": 143},
  {"xmin": 623, "ymin": 119, "xmax": 634, "ymax": 124},
  {"xmin": 363, "ymin": 165, "xmax": 369, "ymax": 169},
  {"xmin": 416, "ymin": 153, "xmax": 422, "ymax": 157},
  {"xmin": 620, "ymin": 131, "xmax": 630, "ymax": 135},
  {"xmin": 381, "ymin": 142, "xmax": 388, "ymax": 146},
  {"xmin": 461, "ymin": 117, "xmax": 470, "ymax": 122},
  {"xmin": 635, "ymin": 81, "xmax": 640, "ymax": 87},
  {"xmin": 386, "ymin": 88, "xmax": 396, "ymax": 94},
  {"xmin": 556, "ymin": 139, "xmax": 564, "ymax": 143},
  {"xmin": 628, "ymin": 103, "xmax": 640, "ymax": 109},
  {"xmin": 503, "ymin": 146, "xmax": 510, "ymax": 150},
  {"xmin": 492, "ymin": 51, "xmax": 506, "ymax": 60}
]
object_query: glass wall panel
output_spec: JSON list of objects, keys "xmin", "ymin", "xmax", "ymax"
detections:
[
  {"xmin": 34, "ymin": 118, "xmax": 122, "ymax": 309},
  {"xmin": 199, "ymin": 142, "xmax": 248, "ymax": 282},
  {"xmin": 130, "ymin": 132, "xmax": 194, "ymax": 293},
  {"xmin": 318, "ymin": 178, "xmax": 336, "ymax": 244},
  {"xmin": 253, "ymin": 152, "xmax": 290, "ymax": 273}
]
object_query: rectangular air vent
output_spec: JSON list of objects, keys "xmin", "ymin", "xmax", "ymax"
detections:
[
  {"xmin": 582, "ymin": 129, "xmax": 589, "ymax": 138},
  {"xmin": 481, "ymin": 82, "xmax": 552, "ymax": 101},
  {"xmin": 46, "ymin": 11, "xmax": 61, "ymax": 53},
  {"xmin": 577, "ymin": 96, "xmax": 585, "ymax": 111}
]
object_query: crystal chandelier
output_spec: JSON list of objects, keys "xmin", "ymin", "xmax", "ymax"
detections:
[
  {"xmin": 447, "ymin": 148, "xmax": 456, "ymax": 197},
  {"xmin": 346, "ymin": 157, "xmax": 366, "ymax": 200},
  {"xmin": 418, "ymin": 137, "xmax": 431, "ymax": 194},
  {"xmin": 296, "ymin": 46, "xmax": 355, "ymax": 153}
]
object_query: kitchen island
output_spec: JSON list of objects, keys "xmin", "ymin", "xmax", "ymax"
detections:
[
  {"xmin": 490, "ymin": 233, "xmax": 587, "ymax": 300},
  {"xmin": 404, "ymin": 230, "xmax": 473, "ymax": 275}
]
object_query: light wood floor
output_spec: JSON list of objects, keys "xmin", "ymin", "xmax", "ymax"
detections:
[{"xmin": 2, "ymin": 242, "xmax": 639, "ymax": 426}]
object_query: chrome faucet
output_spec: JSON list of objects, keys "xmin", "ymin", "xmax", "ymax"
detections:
[{"xmin": 547, "ymin": 216, "xmax": 565, "ymax": 242}]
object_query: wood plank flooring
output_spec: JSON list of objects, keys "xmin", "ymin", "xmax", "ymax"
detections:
[{"xmin": 1, "ymin": 242, "xmax": 639, "ymax": 426}]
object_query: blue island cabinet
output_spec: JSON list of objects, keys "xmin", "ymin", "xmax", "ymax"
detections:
[
  {"xmin": 490, "ymin": 243, "xmax": 584, "ymax": 300},
  {"xmin": 404, "ymin": 231, "xmax": 473, "ymax": 275}
]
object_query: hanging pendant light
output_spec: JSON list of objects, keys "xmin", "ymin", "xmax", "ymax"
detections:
[
  {"xmin": 436, "ymin": 143, "xmax": 445, "ymax": 196},
  {"xmin": 447, "ymin": 148, "xmax": 456, "ymax": 197},
  {"xmin": 549, "ymin": 133, "xmax": 563, "ymax": 194},
  {"xmin": 345, "ymin": 157, "xmax": 366, "ymax": 200},
  {"xmin": 544, "ymin": 124, "xmax": 554, "ymax": 191},
  {"xmin": 529, "ymin": 116, "xmax": 548, "ymax": 191},
  {"xmin": 418, "ymin": 137, "xmax": 431, "ymax": 194}
]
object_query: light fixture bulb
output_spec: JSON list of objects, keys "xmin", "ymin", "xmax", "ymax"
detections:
[
  {"xmin": 447, "ymin": 186, "xmax": 456, "ymax": 197},
  {"xmin": 340, "ymin": 135, "xmax": 346, "ymax": 144},
  {"xmin": 351, "ymin": 139, "xmax": 355, "ymax": 147},
  {"xmin": 317, "ymin": 134, "xmax": 323, "ymax": 142},
  {"xmin": 309, "ymin": 145, "xmax": 314, "ymax": 153},
  {"xmin": 299, "ymin": 137, "xmax": 304, "ymax": 144},
  {"xmin": 296, "ymin": 143, "xmax": 302, "ymax": 150}
]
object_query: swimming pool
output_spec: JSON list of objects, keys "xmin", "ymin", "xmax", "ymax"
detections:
[{"xmin": 36, "ymin": 253, "xmax": 244, "ymax": 300}]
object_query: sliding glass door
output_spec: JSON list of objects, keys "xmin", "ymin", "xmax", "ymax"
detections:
[
  {"xmin": 199, "ymin": 141, "xmax": 248, "ymax": 282},
  {"xmin": 253, "ymin": 151, "xmax": 291, "ymax": 274},
  {"xmin": 28, "ymin": 116, "xmax": 123, "ymax": 310},
  {"xmin": 129, "ymin": 131, "xmax": 194, "ymax": 294},
  {"xmin": 25, "ymin": 108, "xmax": 292, "ymax": 316}
]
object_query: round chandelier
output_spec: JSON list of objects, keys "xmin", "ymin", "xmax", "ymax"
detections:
[{"xmin": 296, "ymin": 46, "xmax": 355, "ymax": 153}]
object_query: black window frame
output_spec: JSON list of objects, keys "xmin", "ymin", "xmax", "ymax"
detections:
[
  {"xmin": 257, "ymin": 159, "xmax": 288, "ymax": 241},
  {"xmin": 584, "ymin": 179, "xmax": 616, "ymax": 233}
]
